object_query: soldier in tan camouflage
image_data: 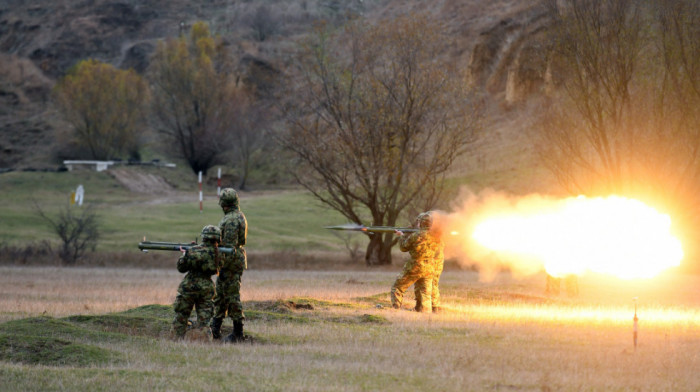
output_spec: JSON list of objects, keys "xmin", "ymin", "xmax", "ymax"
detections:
[
  {"xmin": 414, "ymin": 211, "xmax": 445, "ymax": 313},
  {"xmin": 171, "ymin": 225, "xmax": 221, "ymax": 340},
  {"xmin": 210, "ymin": 188, "xmax": 248, "ymax": 343},
  {"xmin": 429, "ymin": 242, "xmax": 445, "ymax": 313},
  {"xmin": 391, "ymin": 212, "xmax": 443, "ymax": 312}
]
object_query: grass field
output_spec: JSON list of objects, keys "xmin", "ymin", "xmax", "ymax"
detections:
[
  {"xmin": 0, "ymin": 169, "xmax": 352, "ymax": 256},
  {"xmin": 1, "ymin": 169, "xmax": 700, "ymax": 391},
  {"xmin": 0, "ymin": 267, "xmax": 699, "ymax": 391}
]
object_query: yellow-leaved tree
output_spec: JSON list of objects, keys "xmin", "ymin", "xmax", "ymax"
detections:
[
  {"xmin": 54, "ymin": 59, "xmax": 149, "ymax": 160},
  {"xmin": 148, "ymin": 21, "xmax": 239, "ymax": 175}
]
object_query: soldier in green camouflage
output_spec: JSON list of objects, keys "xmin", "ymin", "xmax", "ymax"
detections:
[
  {"xmin": 391, "ymin": 212, "xmax": 443, "ymax": 312},
  {"xmin": 210, "ymin": 188, "xmax": 248, "ymax": 343},
  {"xmin": 171, "ymin": 225, "xmax": 221, "ymax": 340}
]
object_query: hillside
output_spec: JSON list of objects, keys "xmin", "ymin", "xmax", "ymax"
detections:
[{"xmin": 0, "ymin": 0, "xmax": 556, "ymax": 192}]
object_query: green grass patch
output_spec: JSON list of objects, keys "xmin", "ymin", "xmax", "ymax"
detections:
[
  {"xmin": 244, "ymin": 299, "xmax": 386, "ymax": 325},
  {"xmin": 358, "ymin": 314, "xmax": 388, "ymax": 324},
  {"xmin": 66, "ymin": 305, "xmax": 175, "ymax": 338},
  {"xmin": 245, "ymin": 310, "xmax": 314, "ymax": 324},
  {"xmin": 353, "ymin": 292, "xmax": 392, "ymax": 306},
  {"xmin": 0, "ymin": 170, "xmax": 353, "ymax": 254},
  {"xmin": 0, "ymin": 316, "xmax": 127, "ymax": 343},
  {"xmin": 115, "ymin": 304, "xmax": 173, "ymax": 319},
  {"xmin": 0, "ymin": 333, "xmax": 122, "ymax": 367},
  {"xmin": 65, "ymin": 314, "xmax": 171, "ymax": 338},
  {"xmin": 287, "ymin": 296, "xmax": 367, "ymax": 309},
  {"xmin": 0, "ymin": 315, "xmax": 126, "ymax": 367}
]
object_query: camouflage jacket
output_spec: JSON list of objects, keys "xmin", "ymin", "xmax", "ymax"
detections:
[
  {"xmin": 399, "ymin": 230, "xmax": 443, "ymax": 273},
  {"xmin": 177, "ymin": 244, "xmax": 219, "ymax": 283},
  {"xmin": 218, "ymin": 208, "xmax": 247, "ymax": 275}
]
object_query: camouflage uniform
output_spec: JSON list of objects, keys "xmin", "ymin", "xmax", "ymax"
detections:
[
  {"xmin": 171, "ymin": 226, "xmax": 220, "ymax": 339},
  {"xmin": 416, "ymin": 238, "xmax": 445, "ymax": 313},
  {"xmin": 210, "ymin": 188, "xmax": 247, "ymax": 342},
  {"xmin": 391, "ymin": 213, "xmax": 442, "ymax": 312}
]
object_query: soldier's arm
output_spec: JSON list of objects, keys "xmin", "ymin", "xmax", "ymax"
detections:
[
  {"xmin": 176, "ymin": 253, "xmax": 190, "ymax": 273},
  {"xmin": 399, "ymin": 232, "xmax": 417, "ymax": 252},
  {"xmin": 218, "ymin": 217, "xmax": 228, "ymax": 246},
  {"xmin": 238, "ymin": 214, "xmax": 247, "ymax": 246}
]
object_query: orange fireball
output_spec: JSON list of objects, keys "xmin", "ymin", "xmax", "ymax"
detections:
[{"xmin": 469, "ymin": 195, "xmax": 683, "ymax": 279}]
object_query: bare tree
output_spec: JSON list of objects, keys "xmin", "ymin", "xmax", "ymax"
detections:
[
  {"xmin": 222, "ymin": 89, "xmax": 273, "ymax": 190},
  {"xmin": 36, "ymin": 203, "xmax": 99, "ymax": 265},
  {"xmin": 248, "ymin": 5, "xmax": 279, "ymax": 42},
  {"xmin": 280, "ymin": 14, "xmax": 481, "ymax": 265},
  {"xmin": 148, "ymin": 21, "xmax": 238, "ymax": 175},
  {"xmin": 330, "ymin": 231, "xmax": 364, "ymax": 264},
  {"xmin": 651, "ymin": 0, "xmax": 700, "ymax": 255},
  {"xmin": 539, "ymin": 0, "xmax": 644, "ymax": 194},
  {"xmin": 657, "ymin": 0, "xmax": 700, "ymax": 106},
  {"xmin": 538, "ymin": 0, "xmax": 700, "ymax": 261}
]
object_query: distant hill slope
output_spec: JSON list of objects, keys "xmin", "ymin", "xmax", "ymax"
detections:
[{"xmin": 0, "ymin": 0, "xmax": 556, "ymax": 192}]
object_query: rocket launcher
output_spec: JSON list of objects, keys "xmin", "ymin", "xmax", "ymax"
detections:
[
  {"xmin": 138, "ymin": 240, "xmax": 235, "ymax": 254},
  {"xmin": 324, "ymin": 224, "xmax": 418, "ymax": 234}
]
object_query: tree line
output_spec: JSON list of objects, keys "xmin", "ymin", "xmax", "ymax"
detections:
[
  {"xmin": 537, "ymin": 0, "xmax": 700, "ymax": 261},
  {"xmin": 55, "ymin": 21, "xmax": 271, "ymax": 190},
  {"xmin": 53, "ymin": 1, "xmax": 700, "ymax": 266}
]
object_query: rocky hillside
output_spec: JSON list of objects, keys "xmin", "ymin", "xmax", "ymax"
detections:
[{"xmin": 0, "ymin": 0, "xmax": 555, "ymax": 191}]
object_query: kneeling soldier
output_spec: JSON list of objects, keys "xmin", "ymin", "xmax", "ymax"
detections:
[{"xmin": 171, "ymin": 225, "xmax": 221, "ymax": 340}]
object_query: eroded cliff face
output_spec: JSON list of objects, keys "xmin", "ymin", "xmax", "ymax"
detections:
[
  {"xmin": 0, "ymin": 0, "xmax": 555, "ymax": 175},
  {"xmin": 463, "ymin": 3, "xmax": 553, "ymax": 104}
]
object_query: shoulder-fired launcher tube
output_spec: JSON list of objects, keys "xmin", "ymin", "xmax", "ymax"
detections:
[
  {"xmin": 325, "ymin": 225, "xmax": 418, "ymax": 234},
  {"xmin": 138, "ymin": 241, "xmax": 235, "ymax": 254}
]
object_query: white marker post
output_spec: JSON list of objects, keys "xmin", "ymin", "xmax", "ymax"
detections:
[
  {"xmin": 217, "ymin": 167, "xmax": 222, "ymax": 196},
  {"xmin": 198, "ymin": 171, "xmax": 203, "ymax": 213},
  {"xmin": 75, "ymin": 185, "xmax": 84, "ymax": 206}
]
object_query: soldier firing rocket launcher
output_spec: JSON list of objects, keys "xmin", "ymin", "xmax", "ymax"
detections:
[
  {"xmin": 325, "ymin": 224, "xmax": 418, "ymax": 234},
  {"xmin": 138, "ymin": 240, "xmax": 235, "ymax": 254}
]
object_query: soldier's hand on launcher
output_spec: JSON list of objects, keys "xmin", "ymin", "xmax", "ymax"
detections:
[
  {"xmin": 394, "ymin": 230, "xmax": 404, "ymax": 236},
  {"xmin": 179, "ymin": 246, "xmax": 186, "ymax": 254}
]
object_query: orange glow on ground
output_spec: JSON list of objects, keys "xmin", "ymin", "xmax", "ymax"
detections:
[{"xmin": 449, "ymin": 302, "xmax": 700, "ymax": 330}]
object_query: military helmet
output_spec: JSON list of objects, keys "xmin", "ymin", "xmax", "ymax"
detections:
[
  {"xmin": 415, "ymin": 211, "xmax": 434, "ymax": 230},
  {"xmin": 201, "ymin": 225, "xmax": 221, "ymax": 242},
  {"xmin": 219, "ymin": 188, "xmax": 239, "ymax": 207}
]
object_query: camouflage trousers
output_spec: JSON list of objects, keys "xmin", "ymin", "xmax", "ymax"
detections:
[
  {"xmin": 213, "ymin": 273, "xmax": 245, "ymax": 322},
  {"xmin": 172, "ymin": 281, "xmax": 215, "ymax": 338},
  {"xmin": 416, "ymin": 260, "xmax": 443, "ymax": 311},
  {"xmin": 391, "ymin": 260, "xmax": 432, "ymax": 312}
]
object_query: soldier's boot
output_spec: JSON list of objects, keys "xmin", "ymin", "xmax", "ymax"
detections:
[
  {"xmin": 210, "ymin": 317, "xmax": 223, "ymax": 340},
  {"xmin": 224, "ymin": 321, "xmax": 244, "ymax": 343},
  {"xmin": 234, "ymin": 321, "xmax": 244, "ymax": 341},
  {"xmin": 170, "ymin": 324, "xmax": 186, "ymax": 341},
  {"xmin": 414, "ymin": 297, "xmax": 423, "ymax": 312}
]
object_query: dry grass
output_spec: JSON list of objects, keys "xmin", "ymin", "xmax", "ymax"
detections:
[{"xmin": 1, "ymin": 266, "xmax": 699, "ymax": 391}]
